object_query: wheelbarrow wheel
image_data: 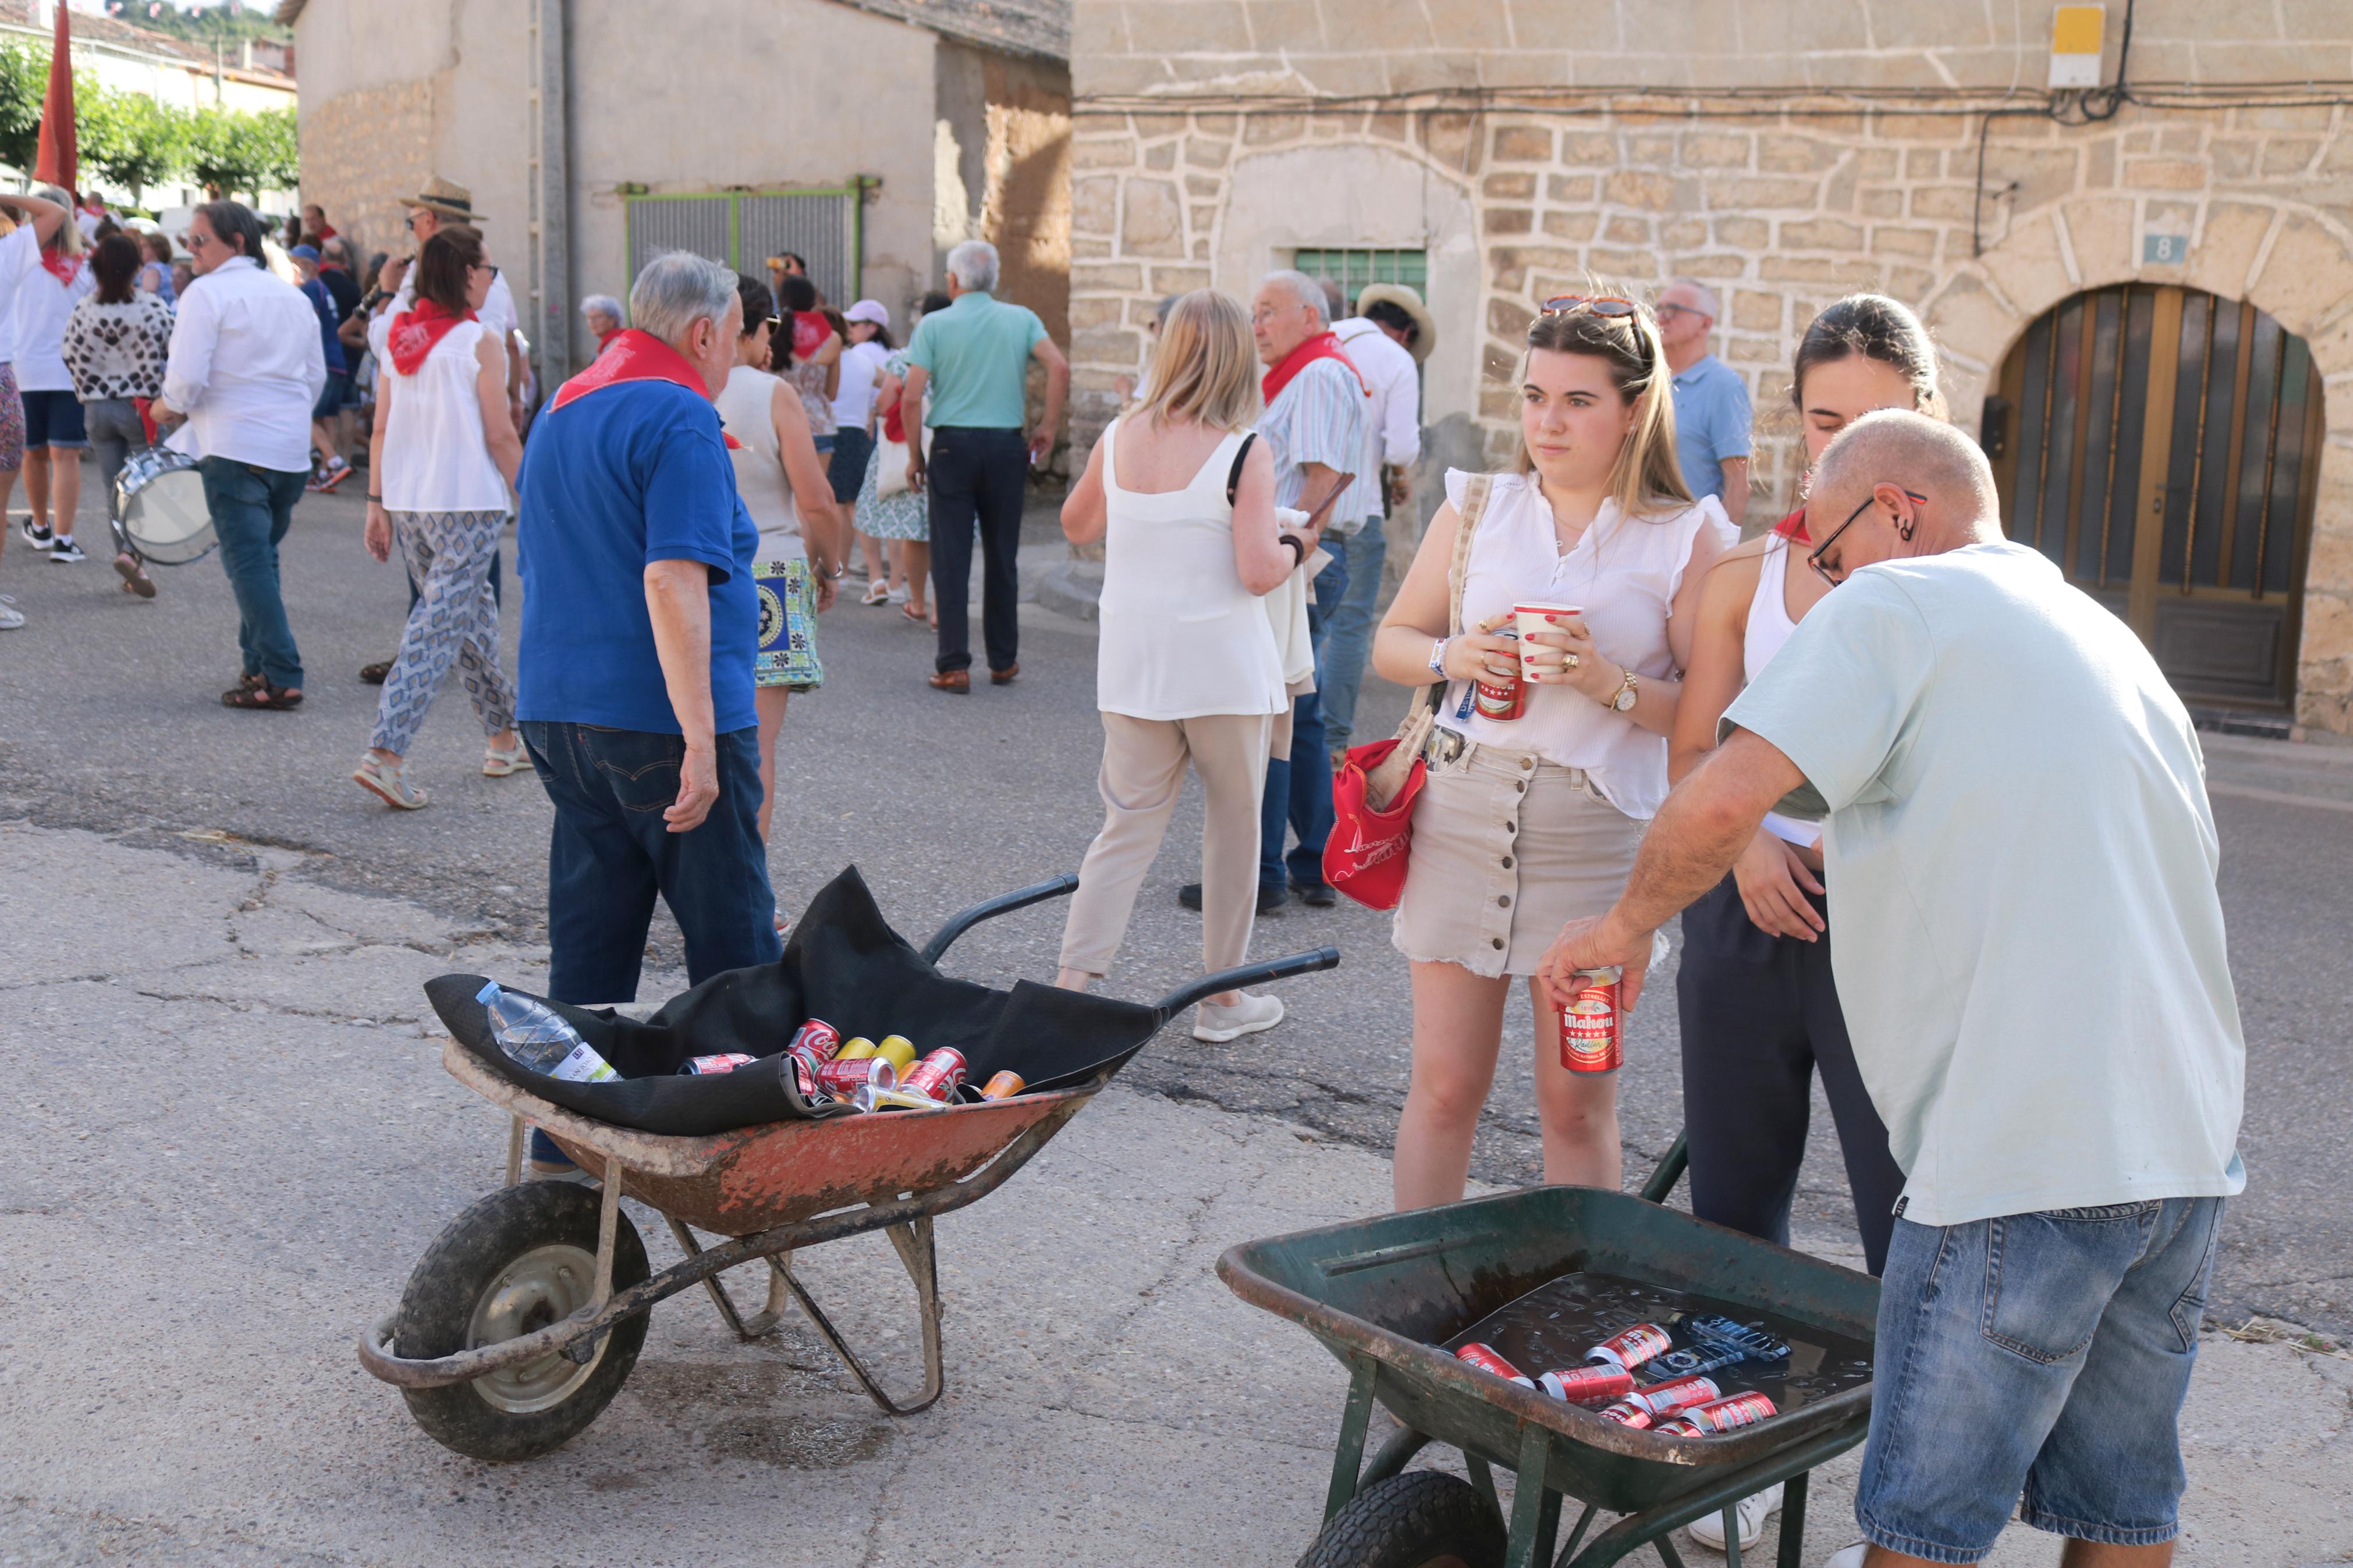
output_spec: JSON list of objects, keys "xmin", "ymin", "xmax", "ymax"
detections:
[
  {"xmin": 393, "ymin": 1181, "xmax": 651, "ymax": 1462},
  {"xmin": 1298, "ymin": 1471, "xmax": 1507, "ymax": 1568}
]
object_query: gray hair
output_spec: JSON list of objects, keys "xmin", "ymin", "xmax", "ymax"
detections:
[
  {"xmin": 1666, "ymin": 277, "xmax": 1722, "ymax": 320},
  {"xmin": 580, "ymin": 293, "xmax": 623, "ymax": 322},
  {"xmin": 1257, "ymin": 269, "xmax": 1328, "ymax": 326},
  {"xmin": 628, "ymin": 252, "xmax": 736, "ymax": 346},
  {"xmin": 945, "ymin": 239, "xmax": 1000, "ymax": 293}
]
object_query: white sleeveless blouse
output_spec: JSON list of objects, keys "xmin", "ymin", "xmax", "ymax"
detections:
[
  {"xmin": 1443, "ymin": 469, "xmax": 1733, "ymax": 820},
  {"xmin": 715, "ymin": 365, "xmax": 802, "ymax": 559},
  {"xmin": 1742, "ymin": 536, "xmax": 1820, "ymax": 847},
  {"xmin": 380, "ymin": 319, "xmax": 509, "ymax": 513},
  {"xmin": 1095, "ymin": 419, "xmax": 1287, "ymax": 721}
]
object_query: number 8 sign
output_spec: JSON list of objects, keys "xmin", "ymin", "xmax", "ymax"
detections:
[{"xmin": 2144, "ymin": 233, "xmax": 2189, "ymax": 265}]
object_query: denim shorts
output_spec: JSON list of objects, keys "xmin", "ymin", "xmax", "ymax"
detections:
[
  {"xmin": 23, "ymin": 387, "xmax": 86, "ymax": 447},
  {"xmin": 1857, "ymin": 1197, "xmax": 2223, "ymax": 1563}
]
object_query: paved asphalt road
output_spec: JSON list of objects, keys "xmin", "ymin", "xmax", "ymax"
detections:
[{"xmin": 1, "ymin": 478, "xmax": 2345, "ymax": 1335}]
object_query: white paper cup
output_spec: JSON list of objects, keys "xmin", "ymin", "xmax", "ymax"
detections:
[{"xmin": 1513, "ymin": 602, "xmax": 1582, "ymax": 677}]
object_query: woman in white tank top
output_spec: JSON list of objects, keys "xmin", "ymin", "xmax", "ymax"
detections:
[
  {"xmin": 715, "ymin": 273, "xmax": 844, "ymax": 846},
  {"xmin": 1053, "ymin": 290, "xmax": 1318, "ymax": 1042},
  {"xmin": 351, "ymin": 228, "xmax": 524, "ymax": 812},
  {"xmin": 1369, "ymin": 297, "xmax": 1731, "ymax": 1210}
]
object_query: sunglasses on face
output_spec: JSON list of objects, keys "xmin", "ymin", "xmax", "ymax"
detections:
[
  {"xmin": 1809, "ymin": 486, "xmax": 1929, "ymax": 585},
  {"xmin": 1541, "ymin": 294, "xmax": 1639, "ymax": 318}
]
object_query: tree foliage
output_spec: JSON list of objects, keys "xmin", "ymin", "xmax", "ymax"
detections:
[
  {"xmin": 0, "ymin": 36, "xmax": 301, "ymax": 203},
  {"xmin": 77, "ymin": 80, "xmax": 189, "ymax": 195},
  {"xmin": 0, "ymin": 42, "xmax": 44, "ymax": 176}
]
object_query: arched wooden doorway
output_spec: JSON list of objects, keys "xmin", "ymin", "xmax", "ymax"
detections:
[{"xmin": 1985, "ymin": 286, "xmax": 2323, "ymax": 710}]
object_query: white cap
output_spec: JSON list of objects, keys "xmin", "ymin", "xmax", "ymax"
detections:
[{"xmin": 844, "ymin": 298, "xmax": 890, "ymax": 328}]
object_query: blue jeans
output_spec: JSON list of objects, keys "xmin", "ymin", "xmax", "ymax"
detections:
[
  {"xmin": 519, "ymin": 721, "xmax": 783, "ymax": 1005},
  {"xmin": 1318, "ymin": 514, "xmax": 1387, "ymax": 752},
  {"xmin": 200, "ymin": 457, "xmax": 308, "ymax": 688},
  {"xmin": 1857, "ymin": 1197, "xmax": 2224, "ymax": 1563},
  {"xmin": 1261, "ymin": 550, "xmax": 1348, "ymax": 891}
]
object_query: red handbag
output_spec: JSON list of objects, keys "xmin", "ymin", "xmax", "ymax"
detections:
[{"xmin": 1323, "ymin": 474, "xmax": 1494, "ymax": 909}]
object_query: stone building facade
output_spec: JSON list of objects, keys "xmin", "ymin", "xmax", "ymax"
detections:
[{"xmin": 1069, "ymin": 1, "xmax": 2353, "ymax": 734}]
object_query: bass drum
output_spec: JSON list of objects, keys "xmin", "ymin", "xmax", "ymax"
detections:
[{"xmin": 118, "ymin": 447, "xmax": 215, "ymax": 566}]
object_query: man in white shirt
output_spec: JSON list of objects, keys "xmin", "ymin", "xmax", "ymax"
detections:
[
  {"xmin": 1541, "ymin": 411, "xmax": 2242, "ymax": 1568},
  {"xmin": 157, "ymin": 200, "xmax": 328, "ymax": 711},
  {"xmin": 1323, "ymin": 283, "xmax": 1429, "ymax": 760},
  {"xmin": 374, "ymin": 179, "xmax": 525, "ymax": 430}
]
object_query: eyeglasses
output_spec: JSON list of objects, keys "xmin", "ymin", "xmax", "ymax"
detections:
[
  {"xmin": 1808, "ymin": 486, "xmax": 1928, "ymax": 585},
  {"xmin": 762, "ymin": 316, "xmax": 782, "ymax": 330},
  {"xmin": 1541, "ymin": 294, "xmax": 1638, "ymax": 318},
  {"xmin": 1652, "ymin": 303, "xmax": 1705, "ymax": 319}
]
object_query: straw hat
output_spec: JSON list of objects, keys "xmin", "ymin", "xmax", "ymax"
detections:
[
  {"xmin": 409, "ymin": 177, "xmax": 484, "ymax": 224},
  {"xmin": 1356, "ymin": 283, "xmax": 1436, "ymax": 364}
]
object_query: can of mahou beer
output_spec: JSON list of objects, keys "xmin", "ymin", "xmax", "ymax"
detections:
[
  {"xmin": 1556, "ymin": 968, "xmax": 1623, "ymax": 1074},
  {"xmin": 1585, "ymin": 1322, "xmax": 1671, "ymax": 1371},
  {"xmin": 1536, "ymin": 1364, "xmax": 1634, "ymax": 1406},
  {"xmin": 1596, "ymin": 1374, "xmax": 1720, "ymax": 1429},
  {"xmin": 1472, "ymin": 630, "xmax": 1526, "ymax": 721},
  {"xmin": 678, "ymin": 1053, "xmax": 756, "ymax": 1076},
  {"xmin": 785, "ymin": 1018, "xmax": 842, "ymax": 1073},
  {"xmin": 901, "ymin": 1047, "xmax": 968, "ymax": 1101},
  {"xmin": 1454, "ymin": 1343, "xmax": 1536, "ymax": 1388},
  {"xmin": 1654, "ymin": 1391, "xmax": 1777, "ymax": 1437},
  {"xmin": 814, "ymin": 1055, "xmax": 896, "ymax": 1096}
]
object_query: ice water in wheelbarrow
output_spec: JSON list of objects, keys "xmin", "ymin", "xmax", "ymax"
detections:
[{"xmin": 1443, "ymin": 1271, "xmax": 1873, "ymax": 1423}]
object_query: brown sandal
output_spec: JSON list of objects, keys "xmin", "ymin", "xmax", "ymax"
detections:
[{"xmin": 222, "ymin": 681, "xmax": 303, "ymax": 710}]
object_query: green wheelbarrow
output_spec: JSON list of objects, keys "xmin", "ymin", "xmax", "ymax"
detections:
[{"xmin": 1218, "ymin": 1142, "xmax": 1878, "ymax": 1568}]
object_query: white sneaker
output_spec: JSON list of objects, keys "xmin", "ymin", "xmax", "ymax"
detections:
[
  {"xmin": 1193, "ymin": 991, "xmax": 1283, "ymax": 1043},
  {"xmin": 0, "ymin": 595, "xmax": 21, "ymax": 629},
  {"xmin": 1687, "ymin": 1481, "xmax": 1783, "ymax": 1552},
  {"xmin": 1819, "ymin": 1545, "xmax": 1869, "ymax": 1568}
]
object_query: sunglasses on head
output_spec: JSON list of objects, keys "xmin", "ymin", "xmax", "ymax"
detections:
[{"xmin": 1541, "ymin": 294, "xmax": 1639, "ymax": 318}]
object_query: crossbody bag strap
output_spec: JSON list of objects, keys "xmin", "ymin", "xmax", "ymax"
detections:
[
  {"xmin": 1224, "ymin": 430, "xmax": 1258, "ymax": 506},
  {"xmin": 1407, "ymin": 471, "xmax": 1495, "ymax": 722}
]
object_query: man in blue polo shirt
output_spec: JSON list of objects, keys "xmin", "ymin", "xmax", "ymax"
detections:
[
  {"xmin": 515, "ymin": 251, "xmax": 782, "ymax": 1015},
  {"xmin": 1657, "ymin": 278, "xmax": 1751, "ymax": 527}
]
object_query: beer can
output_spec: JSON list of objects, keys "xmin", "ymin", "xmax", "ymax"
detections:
[
  {"xmin": 1454, "ymin": 1342, "xmax": 1536, "ymax": 1389},
  {"xmin": 835, "ymin": 1037, "xmax": 880, "ymax": 1061},
  {"xmin": 814, "ymin": 1056, "xmax": 896, "ymax": 1096},
  {"xmin": 979, "ymin": 1070, "xmax": 1025, "ymax": 1100},
  {"xmin": 1556, "ymin": 968, "xmax": 1623, "ymax": 1074},
  {"xmin": 1585, "ymin": 1322, "xmax": 1671, "ymax": 1371},
  {"xmin": 1472, "ymin": 630, "xmax": 1525, "ymax": 721},
  {"xmin": 901, "ymin": 1046, "xmax": 968, "ymax": 1102},
  {"xmin": 1596, "ymin": 1374, "xmax": 1721, "ymax": 1429},
  {"xmin": 678, "ymin": 1052, "xmax": 755, "ymax": 1076},
  {"xmin": 875, "ymin": 1034, "xmax": 918, "ymax": 1073},
  {"xmin": 785, "ymin": 1018, "xmax": 842, "ymax": 1072},
  {"xmin": 1654, "ymin": 1391, "xmax": 1777, "ymax": 1437},
  {"xmin": 865, "ymin": 1086, "xmax": 947, "ymax": 1111},
  {"xmin": 1536, "ymin": 1364, "xmax": 1634, "ymax": 1406}
]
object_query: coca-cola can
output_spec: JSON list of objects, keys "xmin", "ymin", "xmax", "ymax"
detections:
[
  {"xmin": 1654, "ymin": 1391, "xmax": 1777, "ymax": 1437},
  {"xmin": 785, "ymin": 1018, "xmax": 842, "ymax": 1072},
  {"xmin": 1536, "ymin": 1364, "xmax": 1634, "ymax": 1406},
  {"xmin": 1556, "ymin": 968, "xmax": 1623, "ymax": 1074},
  {"xmin": 979, "ymin": 1070, "xmax": 1025, "ymax": 1100},
  {"xmin": 678, "ymin": 1053, "xmax": 756, "ymax": 1076},
  {"xmin": 1472, "ymin": 630, "xmax": 1525, "ymax": 721},
  {"xmin": 1453, "ymin": 1342, "xmax": 1535, "ymax": 1389},
  {"xmin": 1585, "ymin": 1322, "xmax": 1671, "ymax": 1371},
  {"xmin": 814, "ymin": 1055, "xmax": 896, "ymax": 1096},
  {"xmin": 901, "ymin": 1047, "xmax": 968, "ymax": 1102},
  {"xmin": 1596, "ymin": 1374, "xmax": 1721, "ymax": 1429}
]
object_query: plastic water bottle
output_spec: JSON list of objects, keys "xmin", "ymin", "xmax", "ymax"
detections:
[{"xmin": 477, "ymin": 981, "xmax": 618, "ymax": 1083}]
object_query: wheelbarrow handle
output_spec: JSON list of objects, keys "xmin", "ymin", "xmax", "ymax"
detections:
[
  {"xmin": 920, "ymin": 873, "xmax": 1083, "ymax": 965},
  {"xmin": 1153, "ymin": 946, "xmax": 1340, "ymax": 1022}
]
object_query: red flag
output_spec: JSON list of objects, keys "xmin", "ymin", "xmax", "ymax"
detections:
[{"xmin": 33, "ymin": 1, "xmax": 74, "ymax": 191}]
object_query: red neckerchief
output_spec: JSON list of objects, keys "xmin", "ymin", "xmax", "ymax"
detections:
[
  {"xmin": 1262, "ymin": 330, "xmax": 1368, "ymax": 405},
  {"xmin": 38, "ymin": 248, "xmax": 80, "ymax": 287},
  {"xmin": 549, "ymin": 328, "xmax": 740, "ymax": 448},
  {"xmin": 790, "ymin": 311, "xmax": 830, "ymax": 362},
  {"xmin": 386, "ymin": 298, "xmax": 475, "ymax": 377},
  {"xmin": 595, "ymin": 325, "xmax": 622, "ymax": 349},
  {"xmin": 1772, "ymin": 505, "xmax": 1809, "ymax": 544}
]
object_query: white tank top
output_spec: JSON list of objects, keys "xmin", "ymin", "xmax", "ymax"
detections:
[
  {"xmin": 1094, "ymin": 418, "xmax": 1287, "ymax": 721},
  {"xmin": 715, "ymin": 365, "xmax": 803, "ymax": 558},
  {"xmin": 379, "ymin": 319, "xmax": 509, "ymax": 513},
  {"xmin": 1743, "ymin": 538, "xmax": 1820, "ymax": 847},
  {"xmin": 1447, "ymin": 470, "xmax": 1733, "ymax": 820}
]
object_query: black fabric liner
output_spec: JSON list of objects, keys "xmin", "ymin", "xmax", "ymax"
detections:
[{"xmin": 424, "ymin": 866, "xmax": 1164, "ymax": 1137}]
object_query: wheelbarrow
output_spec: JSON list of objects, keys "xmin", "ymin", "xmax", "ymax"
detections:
[
  {"xmin": 359, "ymin": 870, "xmax": 1341, "ymax": 1462},
  {"xmin": 1219, "ymin": 1146, "xmax": 1879, "ymax": 1568}
]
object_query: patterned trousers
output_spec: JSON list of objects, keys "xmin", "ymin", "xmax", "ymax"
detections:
[{"xmin": 370, "ymin": 508, "xmax": 515, "ymax": 756}]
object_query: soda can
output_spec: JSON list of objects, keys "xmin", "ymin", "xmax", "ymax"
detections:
[
  {"xmin": 814, "ymin": 1056, "xmax": 896, "ymax": 1096},
  {"xmin": 1596, "ymin": 1374, "xmax": 1720, "ymax": 1429},
  {"xmin": 1584, "ymin": 1322, "xmax": 1671, "ymax": 1371},
  {"xmin": 783, "ymin": 1057, "xmax": 825, "ymax": 1101},
  {"xmin": 1654, "ymin": 1391, "xmax": 1777, "ymax": 1437},
  {"xmin": 901, "ymin": 1046, "xmax": 969, "ymax": 1102},
  {"xmin": 835, "ymin": 1037, "xmax": 880, "ymax": 1061},
  {"xmin": 1536, "ymin": 1364, "xmax": 1633, "ymax": 1406},
  {"xmin": 979, "ymin": 1070, "xmax": 1025, "ymax": 1100},
  {"xmin": 1453, "ymin": 1343, "xmax": 1535, "ymax": 1389},
  {"xmin": 1472, "ymin": 630, "xmax": 1525, "ymax": 721},
  {"xmin": 678, "ymin": 1053, "xmax": 755, "ymax": 1076},
  {"xmin": 1556, "ymin": 968, "xmax": 1623, "ymax": 1074},
  {"xmin": 785, "ymin": 1018, "xmax": 842, "ymax": 1072},
  {"xmin": 865, "ymin": 1086, "xmax": 947, "ymax": 1111},
  {"xmin": 875, "ymin": 1034, "xmax": 919, "ymax": 1073}
]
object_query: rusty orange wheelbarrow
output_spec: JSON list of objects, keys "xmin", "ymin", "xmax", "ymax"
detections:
[{"xmin": 358, "ymin": 872, "xmax": 1340, "ymax": 1462}]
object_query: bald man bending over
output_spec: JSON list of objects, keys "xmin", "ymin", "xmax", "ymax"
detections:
[{"xmin": 1540, "ymin": 410, "xmax": 2244, "ymax": 1568}]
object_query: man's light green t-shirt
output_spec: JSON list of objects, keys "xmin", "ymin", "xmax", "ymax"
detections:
[
  {"xmin": 904, "ymin": 290, "xmax": 1046, "ymax": 430},
  {"xmin": 1723, "ymin": 541, "xmax": 2245, "ymax": 1228}
]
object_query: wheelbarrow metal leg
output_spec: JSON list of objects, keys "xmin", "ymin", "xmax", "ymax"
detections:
[
  {"xmin": 1777, "ymin": 1470, "xmax": 1809, "ymax": 1568},
  {"xmin": 1555, "ymin": 1501, "xmax": 1598, "ymax": 1567},
  {"xmin": 1322, "ymin": 1354, "xmax": 1380, "ymax": 1522},
  {"xmin": 563, "ymin": 1154, "xmax": 629, "ymax": 1367},
  {"xmin": 1503, "ymin": 1421, "xmax": 1554, "ymax": 1568},
  {"xmin": 1358, "ymin": 1425, "xmax": 1429, "ymax": 1488},
  {"xmin": 1723, "ymin": 1506, "xmax": 1743, "ymax": 1568},
  {"xmin": 504, "ymin": 1115, "xmax": 524, "ymax": 1189},
  {"xmin": 765, "ymin": 1215, "xmax": 946, "ymax": 1417},
  {"xmin": 664, "ymin": 1217, "xmax": 757, "ymax": 1341},
  {"xmin": 1464, "ymin": 1451, "xmax": 1501, "ymax": 1521}
]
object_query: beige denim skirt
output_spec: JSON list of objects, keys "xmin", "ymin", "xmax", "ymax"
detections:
[{"xmin": 1390, "ymin": 737, "xmax": 1646, "ymax": 978}]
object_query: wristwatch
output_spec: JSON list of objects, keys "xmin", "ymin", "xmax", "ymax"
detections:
[
  {"xmin": 1608, "ymin": 668, "xmax": 1639, "ymax": 712},
  {"xmin": 1428, "ymin": 637, "xmax": 1451, "ymax": 678}
]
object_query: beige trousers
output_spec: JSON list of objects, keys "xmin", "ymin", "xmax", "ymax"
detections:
[{"xmin": 1059, "ymin": 711, "xmax": 1275, "ymax": 980}]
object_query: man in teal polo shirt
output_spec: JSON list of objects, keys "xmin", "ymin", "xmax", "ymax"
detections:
[{"xmin": 902, "ymin": 240, "xmax": 1068, "ymax": 692}]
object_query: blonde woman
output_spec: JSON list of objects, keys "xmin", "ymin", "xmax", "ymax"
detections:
[
  {"xmin": 1056, "ymin": 290, "xmax": 1319, "ymax": 1041},
  {"xmin": 1370, "ymin": 296, "xmax": 1732, "ymax": 1208}
]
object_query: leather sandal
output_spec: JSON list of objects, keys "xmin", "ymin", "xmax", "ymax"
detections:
[
  {"xmin": 928, "ymin": 669, "xmax": 971, "ymax": 694},
  {"xmin": 222, "ymin": 681, "xmax": 303, "ymax": 710}
]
